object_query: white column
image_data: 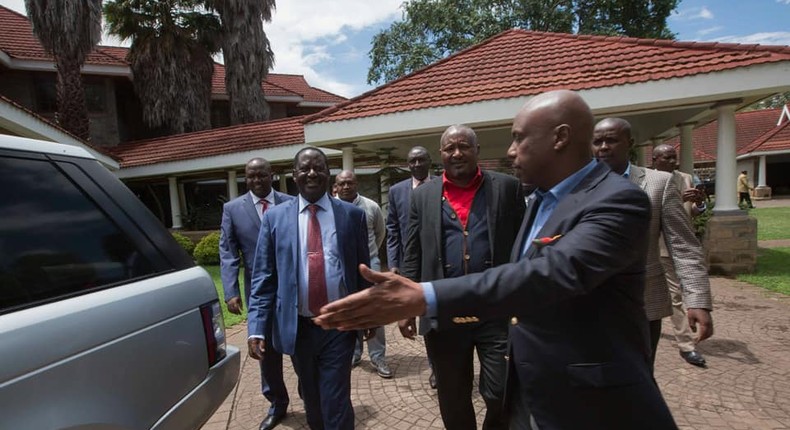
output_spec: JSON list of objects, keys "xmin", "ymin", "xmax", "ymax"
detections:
[
  {"xmin": 758, "ymin": 155, "xmax": 767, "ymax": 187},
  {"xmin": 168, "ymin": 176, "xmax": 182, "ymax": 229},
  {"xmin": 679, "ymin": 123, "xmax": 695, "ymax": 174},
  {"xmin": 713, "ymin": 103, "xmax": 740, "ymax": 213},
  {"xmin": 341, "ymin": 144, "xmax": 355, "ymax": 171},
  {"xmin": 227, "ymin": 170, "xmax": 238, "ymax": 200},
  {"xmin": 279, "ymin": 172, "xmax": 288, "ymax": 193},
  {"xmin": 378, "ymin": 148, "xmax": 394, "ymax": 208}
]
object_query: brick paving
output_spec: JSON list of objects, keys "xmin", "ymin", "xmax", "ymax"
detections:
[{"xmin": 202, "ymin": 276, "xmax": 789, "ymax": 430}]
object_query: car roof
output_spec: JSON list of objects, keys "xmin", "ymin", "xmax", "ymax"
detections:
[{"xmin": 0, "ymin": 135, "xmax": 95, "ymax": 160}]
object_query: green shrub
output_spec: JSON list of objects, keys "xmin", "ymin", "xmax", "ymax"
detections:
[
  {"xmin": 194, "ymin": 231, "xmax": 221, "ymax": 265},
  {"xmin": 171, "ymin": 231, "xmax": 196, "ymax": 255}
]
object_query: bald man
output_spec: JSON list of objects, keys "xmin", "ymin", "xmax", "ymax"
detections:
[
  {"xmin": 592, "ymin": 118, "xmax": 713, "ymax": 374},
  {"xmin": 316, "ymin": 90, "xmax": 677, "ymax": 429},
  {"xmin": 652, "ymin": 144, "xmax": 709, "ymax": 367}
]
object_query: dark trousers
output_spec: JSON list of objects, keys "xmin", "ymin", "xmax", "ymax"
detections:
[
  {"xmin": 649, "ymin": 319, "xmax": 663, "ymax": 375},
  {"xmin": 291, "ymin": 317, "xmax": 356, "ymax": 430},
  {"xmin": 260, "ymin": 343, "xmax": 289, "ymax": 416},
  {"xmin": 425, "ymin": 320, "xmax": 508, "ymax": 430},
  {"xmin": 739, "ymin": 192, "xmax": 754, "ymax": 208}
]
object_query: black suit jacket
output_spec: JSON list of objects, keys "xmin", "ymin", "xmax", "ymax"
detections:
[
  {"xmin": 401, "ymin": 170, "xmax": 525, "ymax": 332},
  {"xmin": 430, "ymin": 162, "xmax": 677, "ymax": 429}
]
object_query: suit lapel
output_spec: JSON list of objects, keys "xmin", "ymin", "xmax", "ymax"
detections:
[
  {"xmin": 522, "ymin": 162, "xmax": 609, "ymax": 260},
  {"xmin": 242, "ymin": 193, "xmax": 261, "ymax": 228},
  {"xmin": 630, "ymin": 165, "xmax": 647, "ymax": 190},
  {"xmin": 427, "ymin": 179, "xmax": 444, "ymax": 250},
  {"xmin": 331, "ymin": 198, "xmax": 347, "ymax": 274},
  {"xmin": 482, "ymin": 172, "xmax": 498, "ymax": 256},
  {"xmin": 513, "ymin": 194, "xmax": 541, "ymax": 261}
]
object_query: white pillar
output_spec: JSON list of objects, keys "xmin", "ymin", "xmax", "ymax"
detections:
[
  {"xmin": 758, "ymin": 155, "xmax": 767, "ymax": 187},
  {"xmin": 378, "ymin": 148, "xmax": 394, "ymax": 208},
  {"xmin": 713, "ymin": 103, "xmax": 740, "ymax": 213},
  {"xmin": 168, "ymin": 176, "xmax": 182, "ymax": 229},
  {"xmin": 227, "ymin": 170, "xmax": 238, "ymax": 200},
  {"xmin": 342, "ymin": 144, "xmax": 355, "ymax": 171},
  {"xmin": 279, "ymin": 172, "xmax": 288, "ymax": 193},
  {"xmin": 679, "ymin": 123, "xmax": 695, "ymax": 174}
]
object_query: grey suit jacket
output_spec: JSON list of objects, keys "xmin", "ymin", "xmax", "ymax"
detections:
[
  {"xmin": 629, "ymin": 165, "xmax": 712, "ymax": 321},
  {"xmin": 219, "ymin": 190, "xmax": 294, "ymax": 303}
]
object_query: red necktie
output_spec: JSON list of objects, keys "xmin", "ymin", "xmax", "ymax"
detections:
[
  {"xmin": 307, "ymin": 204, "xmax": 328, "ymax": 315},
  {"xmin": 261, "ymin": 200, "xmax": 269, "ymax": 216}
]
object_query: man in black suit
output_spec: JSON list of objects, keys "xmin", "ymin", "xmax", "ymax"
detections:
[
  {"xmin": 385, "ymin": 145, "xmax": 436, "ymax": 387},
  {"xmin": 399, "ymin": 124, "xmax": 525, "ymax": 430},
  {"xmin": 316, "ymin": 90, "xmax": 678, "ymax": 429}
]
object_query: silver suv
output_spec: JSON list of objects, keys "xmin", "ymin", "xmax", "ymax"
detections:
[{"xmin": 0, "ymin": 136, "xmax": 240, "ymax": 429}]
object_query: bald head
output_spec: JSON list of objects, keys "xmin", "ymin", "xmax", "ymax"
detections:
[
  {"xmin": 407, "ymin": 146, "xmax": 431, "ymax": 181},
  {"xmin": 652, "ymin": 144, "xmax": 677, "ymax": 173},
  {"xmin": 592, "ymin": 117, "xmax": 634, "ymax": 175},
  {"xmin": 509, "ymin": 90, "xmax": 594, "ymax": 190},
  {"xmin": 334, "ymin": 170, "xmax": 358, "ymax": 202}
]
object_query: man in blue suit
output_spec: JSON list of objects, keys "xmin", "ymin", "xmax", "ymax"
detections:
[
  {"xmin": 219, "ymin": 157, "xmax": 293, "ymax": 430},
  {"xmin": 247, "ymin": 147, "xmax": 373, "ymax": 430},
  {"xmin": 316, "ymin": 90, "xmax": 678, "ymax": 429}
]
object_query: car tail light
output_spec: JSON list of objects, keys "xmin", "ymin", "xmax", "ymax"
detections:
[{"xmin": 200, "ymin": 301, "xmax": 227, "ymax": 366}]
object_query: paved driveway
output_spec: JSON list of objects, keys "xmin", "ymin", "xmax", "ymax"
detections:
[{"xmin": 203, "ymin": 276, "xmax": 789, "ymax": 430}]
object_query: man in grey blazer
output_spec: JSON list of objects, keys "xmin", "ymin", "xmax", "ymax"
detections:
[
  {"xmin": 219, "ymin": 157, "xmax": 293, "ymax": 430},
  {"xmin": 592, "ymin": 118, "xmax": 713, "ymax": 372}
]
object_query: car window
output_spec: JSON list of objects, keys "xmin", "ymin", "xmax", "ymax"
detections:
[{"xmin": 0, "ymin": 156, "xmax": 156, "ymax": 312}]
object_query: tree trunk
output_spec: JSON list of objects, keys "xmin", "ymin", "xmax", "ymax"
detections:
[{"xmin": 55, "ymin": 56, "xmax": 90, "ymax": 140}]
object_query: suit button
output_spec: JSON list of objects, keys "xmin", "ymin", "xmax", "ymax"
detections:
[
  {"xmin": 464, "ymin": 254, "xmax": 470, "ymax": 260},
  {"xmin": 511, "ymin": 317, "xmax": 518, "ymax": 325},
  {"xmin": 463, "ymin": 230, "xmax": 469, "ymax": 236},
  {"xmin": 504, "ymin": 355, "xmax": 509, "ymax": 361},
  {"xmin": 450, "ymin": 213, "xmax": 456, "ymax": 219}
]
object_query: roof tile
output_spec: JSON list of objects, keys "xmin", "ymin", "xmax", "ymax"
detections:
[
  {"xmin": 306, "ymin": 29, "xmax": 790, "ymax": 124},
  {"xmin": 107, "ymin": 116, "xmax": 305, "ymax": 168}
]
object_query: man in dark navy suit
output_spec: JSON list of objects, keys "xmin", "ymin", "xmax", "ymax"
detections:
[
  {"xmin": 220, "ymin": 157, "xmax": 292, "ymax": 430},
  {"xmin": 316, "ymin": 90, "xmax": 678, "ymax": 430}
]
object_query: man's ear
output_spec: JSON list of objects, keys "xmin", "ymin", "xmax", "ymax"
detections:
[{"xmin": 554, "ymin": 124, "xmax": 571, "ymax": 150}]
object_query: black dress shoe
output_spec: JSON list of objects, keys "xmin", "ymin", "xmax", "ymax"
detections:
[
  {"xmin": 429, "ymin": 371, "xmax": 437, "ymax": 389},
  {"xmin": 680, "ymin": 350, "xmax": 707, "ymax": 367},
  {"xmin": 259, "ymin": 413, "xmax": 286, "ymax": 430}
]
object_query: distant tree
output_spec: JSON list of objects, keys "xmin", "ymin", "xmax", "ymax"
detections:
[
  {"xmin": 104, "ymin": 0, "xmax": 221, "ymax": 134},
  {"xmin": 206, "ymin": 0, "xmax": 276, "ymax": 125},
  {"xmin": 25, "ymin": 0, "xmax": 102, "ymax": 140},
  {"xmin": 748, "ymin": 92, "xmax": 790, "ymax": 110},
  {"xmin": 368, "ymin": 0, "xmax": 678, "ymax": 85}
]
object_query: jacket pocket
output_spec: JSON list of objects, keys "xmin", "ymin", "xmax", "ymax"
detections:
[{"xmin": 566, "ymin": 362, "xmax": 645, "ymax": 388}]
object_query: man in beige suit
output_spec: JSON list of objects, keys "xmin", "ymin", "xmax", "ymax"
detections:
[
  {"xmin": 652, "ymin": 144, "xmax": 709, "ymax": 367},
  {"xmin": 592, "ymin": 118, "xmax": 713, "ymax": 372}
]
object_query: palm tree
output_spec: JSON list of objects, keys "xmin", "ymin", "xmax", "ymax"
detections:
[
  {"xmin": 104, "ymin": 0, "xmax": 221, "ymax": 134},
  {"xmin": 25, "ymin": 0, "xmax": 102, "ymax": 140},
  {"xmin": 207, "ymin": 0, "xmax": 275, "ymax": 125}
]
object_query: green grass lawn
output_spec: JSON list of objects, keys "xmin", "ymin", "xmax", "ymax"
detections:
[
  {"xmin": 736, "ymin": 247, "xmax": 790, "ymax": 295},
  {"xmin": 203, "ymin": 265, "xmax": 246, "ymax": 328},
  {"xmin": 747, "ymin": 207, "xmax": 790, "ymax": 240}
]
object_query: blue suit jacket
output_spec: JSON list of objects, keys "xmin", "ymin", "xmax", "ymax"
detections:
[
  {"xmin": 385, "ymin": 178, "xmax": 412, "ymax": 271},
  {"xmin": 431, "ymin": 162, "xmax": 676, "ymax": 428},
  {"xmin": 247, "ymin": 195, "xmax": 371, "ymax": 355},
  {"xmin": 219, "ymin": 190, "xmax": 294, "ymax": 303}
]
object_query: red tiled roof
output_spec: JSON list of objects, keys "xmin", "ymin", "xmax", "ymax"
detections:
[
  {"xmin": 107, "ymin": 116, "xmax": 305, "ymax": 168},
  {"xmin": 740, "ymin": 110, "xmax": 790, "ymax": 154},
  {"xmin": 665, "ymin": 108, "xmax": 787, "ymax": 162},
  {"xmin": 0, "ymin": 5, "xmax": 345, "ymax": 104},
  {"xmin": 0, "ymin": 6, "xmax": 128, "ymax": 66},
  {"xmin": 306, "ymin": 29, "xmax": 790, "ymax": 124}
]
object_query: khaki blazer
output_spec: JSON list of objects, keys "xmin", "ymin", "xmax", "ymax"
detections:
[{"xmin": 629, "ymin": 165, "xmax": 712, "ymax": 321}]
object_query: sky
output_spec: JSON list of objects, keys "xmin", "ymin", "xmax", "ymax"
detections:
[{"xmin": 1, "ymin": 0, "xmax": 789, "ymax": 99}]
